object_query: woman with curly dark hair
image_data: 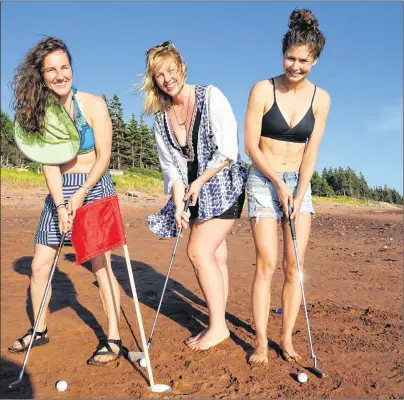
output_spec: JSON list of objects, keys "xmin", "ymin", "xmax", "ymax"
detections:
[
  {"xmin": 244, "ymin": 9, "xmax": 331, "ymax": 364},
  {"xmin": 8, "ymin": 37, "xmax": 124, "ymax": 366}
]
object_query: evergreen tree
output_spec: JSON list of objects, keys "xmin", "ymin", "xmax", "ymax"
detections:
[
  {"xmin": 311, "ymin": 171, "xmax": 322, "ymax": 195},
  {"xmin": 125, "ymin": 113, "xmax": 140, "ymax": 168},
  {"xmin": 138, "ymin": 119, "xmax": 159, "ymax": 168},
  {"xmin": 109, "ymin": 94, "xmax": 127, "ymax": 170},
  {"xmin": 358, "ymin": 172, "xmax": 370, "ymax": 199},
  {"xmin": 1, "ymin": 110, "xmax": 28, "ymax": 167}
]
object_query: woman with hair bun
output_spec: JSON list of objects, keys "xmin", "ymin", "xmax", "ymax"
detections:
[{"xmin": 244, "ymin": 9, "xmax": 331, "ymax": 364}]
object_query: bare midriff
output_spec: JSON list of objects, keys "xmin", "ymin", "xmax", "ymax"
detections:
[
  {"xmin": 255, "ymin": 136, "xmax": 305, "ymax": 173},
  {"xmin": 60, "ymin": 151, "xmax": 96, "ymax": 174}
]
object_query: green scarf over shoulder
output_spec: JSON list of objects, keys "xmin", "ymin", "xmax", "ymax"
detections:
[{"xmin": 14, "ymin": 94, "xmax": 81, "ymax": 165}]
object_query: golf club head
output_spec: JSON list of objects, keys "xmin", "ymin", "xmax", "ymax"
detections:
[
  {"xmin": 307, "ymin": 366, "xmax": 326, "ymax": 379},
  {"xmin": 128, "ymin": 351, "xmax": 144, "ymax": 361},
  {"xmin": 8, "ymin": 376, "xmax": 23, "ymax": 389},
  {"xmin": 150, "ymin": 384, "xmax": 172, "ymax": 393}
]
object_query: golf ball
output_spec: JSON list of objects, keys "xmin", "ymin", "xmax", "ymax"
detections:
[
  {"xmin": 297, "ymin": 372, "xmax": 308, "ymax": 383},
  {"xmin": 139, "ymin": 358, "xmax": 147, "ymax": 368},
  {"xmin": 56, "ymin": 380, "xmax": 68, "ymax": 392}
]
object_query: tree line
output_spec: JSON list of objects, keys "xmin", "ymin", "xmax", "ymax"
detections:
[
  {"xmin": 311, "ymin": 167, "xmax": 403, "ymax": 205},
  {"xmin": 103, "ymin": 94, "xmax": 159, "ymax": 170},
  {"xmin": 1, "ymin": 96, "xmax": 402, "ymax": 205}
]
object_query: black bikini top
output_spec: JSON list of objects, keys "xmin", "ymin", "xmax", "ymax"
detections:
[{"xmin": 261, "ymin": 78, "xmax": 316, "ymax": 143}]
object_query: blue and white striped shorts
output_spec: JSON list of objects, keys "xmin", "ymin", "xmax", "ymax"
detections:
[{"xmin": 35, "ymin": 172, "xmax": 115, "ymax": 246}]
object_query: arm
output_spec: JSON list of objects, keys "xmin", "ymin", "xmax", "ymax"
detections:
[
  {"xmin": 67, "ymin": 96, "xmax": 112, "ymax": 220},
  {"xmin": 154, "ymin": 121, "xmax": 183, "ymax": 197},
  {"xmin": 244, "ymin": 81, "xmax": 294, "ymax": 212},
  {"xmin": 43, "ymin": 164, "xmax": 70, "ymax": 233},
  {"xmin": 291, "ymin": 90, "xmax": 331, "ymax": 219},
  {"xmin": 184, "ymin": 86, "xmax": 238, "ymax": 206},
  {"xmin": 154, "ymin": 121, "xmax": 188, "ymax": 230}
]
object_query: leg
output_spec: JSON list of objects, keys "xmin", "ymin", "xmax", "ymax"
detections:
[
  {"xmin": 185, "ymin": 238, "xmax": 229, "ymax": 345},
  {"xmin": 187, "ymin": 218, "xmax": 235, "ymax": 350},
  {"xmin": 88, "ymin": 251, "xmax": 122, "ymax": 364},
  {"xmin": 10, "ymin": 244, "xmax": 56, "ymax": 351},
  {"xmin": 215, "ymin": 239, "xmax": 229, "ymax": 307},
  {"xmin": 280, "ymin": 214, "xmax": 311, "ymax": 362},
  {"xmin": 249, "ymin": 216, "xmax": 278, "ymax": 364}
]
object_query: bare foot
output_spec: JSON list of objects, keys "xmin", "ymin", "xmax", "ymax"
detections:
[
  {"xmin": 185, "ymin": 329, "xmax": 206, "ymax": 345},
  {"xmin": 248, "ymin": 339, "xmax": 268, "ymax": 364},
  {"xmin": 188, "ymin": 327, "xmax": 230, "ymax": 351},
  {"xmin": 280, "ymin": 339, "xmax": 302, "ymax": 363}
]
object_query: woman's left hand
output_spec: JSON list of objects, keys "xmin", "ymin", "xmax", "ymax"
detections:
[
  {"xmin": 67, "ymin": 187, "xmax": 87, "ymax": 225},
  {"xmin": 184, "ymin": 180, "xmax": 203, "ymax": 207},
  {"xmin": 290, "ymin": 197, "xmax": 302, "ymax": 224}
]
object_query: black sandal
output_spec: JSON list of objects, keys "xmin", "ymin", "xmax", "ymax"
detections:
[
  {"xmin": 87, "ymin": 339, "xmax": 126, "ymax": 366},
  {"xmin": 8, "ymin": 327, "xmax": 49, "ymax": 353}
]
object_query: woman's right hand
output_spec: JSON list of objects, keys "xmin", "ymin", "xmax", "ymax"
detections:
[
  {"xmin": 172, "ymin": 181, "xmax": 188, "ymax": 232},
  {"xmin": 275, "ymin": 180, "xmax": 294, "ymax": 218},
  {"xmin": 174, "ymin": 202, "xmax": 190, "ymax": 232},
  {"xmin": 57, "ymin": 206, "xmax": 71, "ymax": 234}
]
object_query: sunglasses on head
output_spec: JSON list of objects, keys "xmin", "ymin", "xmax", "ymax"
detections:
[{"xmin": 145, "ymin": 40, "xmax": 175, "ymax": 58}]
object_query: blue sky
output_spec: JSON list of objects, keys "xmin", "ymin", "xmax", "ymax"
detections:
[{"xmin": 1, "ymin": 2, "xmax": 403, "ymax": 193}]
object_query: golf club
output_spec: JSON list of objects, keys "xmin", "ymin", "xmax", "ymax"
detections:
[
  {"xmin": 9, "ymin": 232, "xmax": 66, "ymax": 389},
  {"xmin": 123, "ymin": 244, "xmax": 172, "ymax": 393},
  {"xmin": 288, "ymin": 204, "xmax": 326, "ymax": 379},
  {"xmin": 129, "ymin": 198, "xmax": 191, "ymax": 363}
]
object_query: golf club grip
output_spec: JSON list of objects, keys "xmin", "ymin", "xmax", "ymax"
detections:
[
  {"xmin": 288, "ymin": 204, "xmax": 296, "ymax": 240},
  {"xmin": 184, "ymin": 197, "xmax": 191, "ymax": 211}
]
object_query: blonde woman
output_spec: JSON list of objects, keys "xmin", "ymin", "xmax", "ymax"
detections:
[{"xmin": 141, "ymin": 41, "xmax": 246, "ymax": 351}]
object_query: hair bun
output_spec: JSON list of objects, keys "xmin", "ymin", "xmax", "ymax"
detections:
[{"xmin": 288, "ymin": 9, "xmax": 318, "ymax": 31}]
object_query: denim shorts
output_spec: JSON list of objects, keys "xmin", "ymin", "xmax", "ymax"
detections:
[{"xmin": 246, "ymin": 166, "xmax": 314, "ymax": 221}]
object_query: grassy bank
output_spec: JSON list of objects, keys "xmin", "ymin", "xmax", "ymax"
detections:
[
  {"xmin": 313, "ymin": 195, "xmax": 373, "ymax": 207},
  {"xmin": 1, "ymin": 169, "xmax": 400, "ymax": 207},
  {"xmin": 1, "ymin": 168, "xmax": 163, "ymax": 195},
  {"xmin": 111, "ymin": 170, "xmax": 163, "ymax": 196},
  {"xmin": 1, "ymin": 168, "xmax": 47, "ymax": 189}
]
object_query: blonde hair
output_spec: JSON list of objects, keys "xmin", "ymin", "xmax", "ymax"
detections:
[{"xmin": 139, "ymin": 46, "xmax": 187, "ymax": 116}]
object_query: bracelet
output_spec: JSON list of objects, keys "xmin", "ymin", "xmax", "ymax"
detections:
[
  {"xmin": 56, "ymin": 203, "xmax": 66, "ymax": 210},
  {"xmin": 79, "ymin": 184, "xmax": 90, "ymax": 195}
]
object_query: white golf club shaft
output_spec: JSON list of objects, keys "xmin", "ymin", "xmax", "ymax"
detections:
[{"xmin": 123, "ymin": 244, "xmax": 155, "ymax": 388}]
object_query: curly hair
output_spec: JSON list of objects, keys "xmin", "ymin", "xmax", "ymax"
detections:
[
  {"xmin": 282, "ymin": 9, "xmax": 326, "ymax": 59},
  {"xmin": 11, "ymin": 37, "xmax": 73, "ymax": 134}
]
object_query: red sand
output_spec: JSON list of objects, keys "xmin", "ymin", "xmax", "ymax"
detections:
[{"xmin": 1, "ymin": 189, "xmax": 402, "ymax": 399}]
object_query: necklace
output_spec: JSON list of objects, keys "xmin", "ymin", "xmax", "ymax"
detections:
[
  {"xmin": 61, "ymin": 91, "xmax": 74, "ymax": 119},
  {"xmin": 172, "ymin": 85, "xmax": 191, "ymax": 129}
]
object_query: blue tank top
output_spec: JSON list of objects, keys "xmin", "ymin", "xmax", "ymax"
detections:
[{"xmin": 72, "ymin": 86, "xmax": 95, "ymax": 154}]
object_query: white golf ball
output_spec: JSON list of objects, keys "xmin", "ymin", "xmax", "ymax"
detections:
[
  {"xmin": 297, "ymin": 372, "xmax": 308, "ymax": 383},
  {"xmin": 139, "ymin": 358, "xmax": 147, "ymax": 368},
  {"xmin": 56, "ymin": 380, "xmax": 68, "ymax": 392}
]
